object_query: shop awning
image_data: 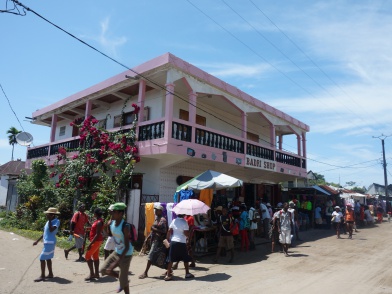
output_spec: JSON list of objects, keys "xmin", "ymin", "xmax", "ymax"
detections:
[{"xmin": 312, "ymin": 185, "xmax": 331, "ymax": 196}]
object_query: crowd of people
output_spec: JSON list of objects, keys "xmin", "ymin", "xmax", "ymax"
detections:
[{"xmin": 32, "ymin": 196, "xmax": 388, "ymax": 293}]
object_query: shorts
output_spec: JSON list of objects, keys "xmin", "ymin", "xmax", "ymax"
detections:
[
  {"xmin": 75, "ymin": 234, "xmax": 84, "ymax": 249},
  {"xmin": 85, "ymin": 241, "xmax": 102, "ymax": 261},
  {"xmin": 104, "ymin": 236, "xmax": 115, "ymax": 251},
  {"xmin": 100, "ymin": 252, "xmax": 132, "ymax": 288},
  {"xmin": 218, "ymin": 235, "xmax": 234, "ymax": 250},
  {"xmin": 279, "ymin": 229, "xmax": 291, "ymax": 244},
  {"xmin": 168, "ymin": 241, "xmax": 192, "ymax": 263}
]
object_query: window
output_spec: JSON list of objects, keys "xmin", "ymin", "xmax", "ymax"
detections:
[
  {"xmin": 59, "ymin": 126, "xmax": 66, "ymax": 136},
  {"xmin": 179, "ymin": 109, "xmax": 206, "ymax": 126},
  {"xmin": 113, "ymin": 111, "xmax": 136, "ymax": 128},
  {"xmin": 247, "ymin": 131, "xmax": 259, "ymax": 143}
]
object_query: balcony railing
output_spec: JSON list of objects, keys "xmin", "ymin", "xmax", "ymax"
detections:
[
  {"xmin": 138, "ymin": 121, "xmax": 165, "ymax": 141},
  {"xmin": 195, "ymin": 128, "xmax": 244, "ymax": 154},
  {"xmin": 27, "ymin": 120, "xmax": 306, "ymax": 171},
  {"xmin": 172, "ymin": 122, "xmax": 192, "ymax": 142},
  {"xmin": 276, "ymin": 151, "xmax": 301, "ymax": 167},
  {"xmin": 246, "ymin": 143, "xmax": 274, "ymax": 161}
]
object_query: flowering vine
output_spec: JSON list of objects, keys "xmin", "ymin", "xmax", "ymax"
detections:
[{"xmin": 50, "ymin": 103, "xmax": 140, "ymax": 206}]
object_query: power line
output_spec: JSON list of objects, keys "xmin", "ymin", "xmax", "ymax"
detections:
[
  {"xmin": 0, "ymin": 83, "xmax": 25, "ymax": 132},
  {"xmin": 8, "ymin": 0, "xmax": 375, "ymax": 176}
]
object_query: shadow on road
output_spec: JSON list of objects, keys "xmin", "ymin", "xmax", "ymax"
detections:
[
  {"xmin": 195, "ymin": 272, "xmax": 231, "ymax": 282},
  {"xmin": 45, "ymin": 277, "xmax": 72, "ymax": 284}
]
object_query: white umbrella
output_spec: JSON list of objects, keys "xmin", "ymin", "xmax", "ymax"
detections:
[
  {"xmin": 176, "ymin": 170, "xmax": 243, "ymax": 192},
  {"xmin": 172, "ymin": 199, "xmax": 211, "ymax": 216}
]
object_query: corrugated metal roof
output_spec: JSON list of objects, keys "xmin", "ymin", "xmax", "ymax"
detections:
[{"xmin": 0, "ymin": 160, "xmax": 30, "ymax": 176}]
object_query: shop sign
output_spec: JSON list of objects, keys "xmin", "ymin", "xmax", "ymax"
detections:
[{"xmin": 245, "ymin": 155, "xmax": 276, "ymax": 171}]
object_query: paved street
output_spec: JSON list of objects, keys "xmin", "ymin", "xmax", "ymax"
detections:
[{"xmin": 1, "ymin": 222, "xmax": 392, "ymax": 294}]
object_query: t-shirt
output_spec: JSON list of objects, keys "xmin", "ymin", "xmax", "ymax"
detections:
[
  {"xmin": 43, "ymin": 218, "xmax": 60, "ymax": 244},
  {"xmin": 111, "ymin": 219, "xmax": 133, "ymax": 256},
  {"xmin": 239, "ymin": 210, "xmax": 250, "ymax": 230},
  {"xmin": 220, "ymin": 214, "xmax": 232, "ymax": 236},
  {"xmin": 345, "ymin": 210, "xmax": 355, "ymax": 221},
  {"xmin": 248, "ymin": 208, "xmax": 258, "ymax": 230},
  {"xmin": 332, "ymin": 211, "xmax": 343, "ymax": 222},
  {"xmin": 169, "ymin": 218, "xmax": 189, "ymax": 243},
  {"xmin": 184, "ymin": 215, "xmax": 194, "ymax": 227},
  {"xmin": 71, "ymin": 211, "xmax": 89, "ymax": 235},
  {"xmin": 314, "ymin": 207, "xmax": 322, "ymax": 219},
  {"xmin": 89, "ymin": 218, "xmax": 103, "ymax": 242},
  {"xmin": 279, "ymin": 210, "xmax": 291, "ymax": 231},
  {"xmin": 260, "ymin": 203, "xmax": 270, "ymax": 220},
  {"xmin": 288, "ymin": 208, "xmax": 295, "ymax": 223},
  {"xmin": 364, "ymin": 210, "xmax": 373, "ymax": 221}
]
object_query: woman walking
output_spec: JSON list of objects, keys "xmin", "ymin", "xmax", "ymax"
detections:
[
  {"xmin": 332, "ymin": 206, "xmax": 343, "ymax": 239},
  {"xmin": 164, "ymin": 214, "xmax": 194, "ymax": 281},
  {"xmin": 345, "ymin": 204, "xmax": 355, "ymax": 239}
]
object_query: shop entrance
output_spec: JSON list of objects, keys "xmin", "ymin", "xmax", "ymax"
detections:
[{"xmin": 244, "ymin": 183, "xmax": 256, "ymax": 208}]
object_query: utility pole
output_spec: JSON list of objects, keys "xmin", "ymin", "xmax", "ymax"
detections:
[{"xmin": 373, "ymin": 134, "xmax": 391, "ymax": 210}]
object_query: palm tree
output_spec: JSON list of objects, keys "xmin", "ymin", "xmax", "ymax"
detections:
[{"xmin": 7, "ymin": 126, "xmax": 21, "ymax": 161}]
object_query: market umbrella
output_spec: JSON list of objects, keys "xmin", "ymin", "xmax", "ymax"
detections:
[
  {"xmin": 172, "ymin": 199, "xmax": 211, "ymax": 216},
  {"xmin": 176, "ymin": 170, "xmax": 243, "ymax": 192}
]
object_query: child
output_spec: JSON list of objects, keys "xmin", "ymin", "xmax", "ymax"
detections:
[
  {"xmin": 100, "ymin": 203, "xmax": 133, "ymax": 294},
  {"xmin": 33, "ymin": 207, "xmax": 61, "ymax": 282}
]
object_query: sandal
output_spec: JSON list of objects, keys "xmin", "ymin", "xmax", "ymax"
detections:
[
  {"xmin": 116, "ymin": 286, "xmax": 123, "ymax": 293},
  {"xmin": 138, "ymin": 273, "xmax": 148, "ymax": 279},
  {"xmin": 185, "ymin": 273, "xmax": 194, "ymax": 279},
  {"xmin": 164, "ymin": 275, "xmax": 173, "ymax": 281},
  {"xmin": 45, "ymin": 275, "xmax": 54, "ymax": 279},
  {"xmin": 34, "ymin": 277, "xmax": 45, "ymax": 282},
  {"xmin": 84, "ymin": 276, "xmax": 95, "ymax": 281}
]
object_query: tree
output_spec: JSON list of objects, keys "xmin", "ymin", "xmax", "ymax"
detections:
[
  {"xmin": 51, "ymin": 103, "xmax": 140, "ymax": 209},
  {"xmin": 6, "ymin": 126, "xmax": 21, "ymax": 161}
]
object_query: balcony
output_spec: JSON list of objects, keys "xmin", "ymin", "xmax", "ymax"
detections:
[{"xmin": 27, "ymin": 120, "xmax": 306, "ymax": 174}]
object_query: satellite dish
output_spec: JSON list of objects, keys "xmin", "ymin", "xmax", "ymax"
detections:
[{"xmin": 16, "ymin": 132, "xmax": 34, "ymax": 146}]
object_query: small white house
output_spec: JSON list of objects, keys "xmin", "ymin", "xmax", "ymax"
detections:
[{"xmin": 0, "ymin": 160, "xmax": 29, "ymax": 211}]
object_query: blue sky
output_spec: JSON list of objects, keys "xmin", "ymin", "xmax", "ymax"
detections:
[{"xmin": 1, "ymin": 0, "xmax": 391, "ymax": 189}]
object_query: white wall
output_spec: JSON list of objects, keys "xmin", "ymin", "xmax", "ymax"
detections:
[{"xmin": 0, "ymin": 175, "xmax": 9, "ymax": 206}]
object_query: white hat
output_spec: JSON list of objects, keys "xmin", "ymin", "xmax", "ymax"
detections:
[
  {"xmin": 335, "ymin": 206, "xmax": 340, "ymax": 209},
  {"xmin": 154, "ymin": 203, "xmax": 164, "ymax": 210}
]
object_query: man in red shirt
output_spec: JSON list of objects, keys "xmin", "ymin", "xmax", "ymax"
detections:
[{"xmin": 64, "ymin": 203, "xmax": 90, "ymax": 262}]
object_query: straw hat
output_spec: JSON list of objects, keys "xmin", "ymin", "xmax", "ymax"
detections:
[{"xmin": 44, "ymin": 207, "xmax": 60, "ymax": 215}]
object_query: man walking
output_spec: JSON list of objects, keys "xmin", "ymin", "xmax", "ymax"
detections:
[
  {"xmin": 260, "ymin": 200, "xmax": 271, "ymax": 239},
  {"xmin": 214, "ymin": 207, "xmax": 235, "ymax": 263},
  {"xmin": 277, "ymin": 202, "xmax": 293, "ymax": 256},
  {"xmin": 64, "ymin": 203, "xmax": 89, "ymax": 261}
]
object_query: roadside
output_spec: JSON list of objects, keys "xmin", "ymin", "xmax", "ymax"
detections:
[{"xmin": 1, "ymin": 221, "xmax": 392, "ymax": 294}]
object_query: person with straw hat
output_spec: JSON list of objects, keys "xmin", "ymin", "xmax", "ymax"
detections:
[{"xmin": 33, "ymin": 207, "xmax": 61, "ymax": 282}]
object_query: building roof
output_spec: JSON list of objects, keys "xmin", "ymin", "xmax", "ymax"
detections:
[{"xmin": 0, "ymin": 160, "xmax": 30, "ymax": 176}]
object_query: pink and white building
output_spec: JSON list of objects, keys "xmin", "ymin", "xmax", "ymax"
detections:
[{"xmin": 26, "ymin": 53, "xmax": 309, "ymax": 204}]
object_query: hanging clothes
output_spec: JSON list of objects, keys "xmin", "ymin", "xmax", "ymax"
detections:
[
  {"xmin": 144, "ymin": 203, "xmax": 155, "ymax": 237},
  {"xmin": 199, "ymin": 189, "xmax": 213, "ymax": 207},
  {"xmin": 173, "ymin": 192, "xmax": 179, "ymax": 203},
  {"xmin": 179, "ymin": 189, "xmax": 194, "ymax": 202}
]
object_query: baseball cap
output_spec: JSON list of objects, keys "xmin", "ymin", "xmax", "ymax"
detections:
[
  {"xmin": 154, "ymin": 203, "xmax": 163, "ymax": 210},
  {"xmin": 108, "ymin": 202, "xmax": 127, "ymax": 211}
]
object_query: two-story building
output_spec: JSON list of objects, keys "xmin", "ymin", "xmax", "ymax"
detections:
[{"xmin": 26, "ymin": 53, "xmax": 309, "ymax": 206}]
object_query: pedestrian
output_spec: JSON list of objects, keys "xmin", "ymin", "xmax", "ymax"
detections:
[
  {"xmin": 314, "ymin": 203, "xmax": 322, "ymax": 229},
  {"xmin": 364, "ymin": 205, "xmax": 375, "ymax": 225},
  {"xmin": 138, "ymin": 203, "xmax": 167, "ymax": 279},
  {"xmin": 248, "ymin": 206, "xmax": 259, "ymax": 250},
  {"xmin": 270, "ymin": 210, "xmax": 281, "ymax": 253},
  {"xmin": 64, "ymin": 203, "xmax": 90, "ymax": 262},
  {"xmin": 214, "ymin": 207, "xmax": 235, "ymax": 263},
  {"xmin": 325, "ymin": 201, "xmax": 334, "ymax": 230},
  {"xmin": 33, "ymin": 207, "xmax": 61, "ymax": 282},
  {"xmin": 377, "ymin": 205, "xmax": 384, "ymax": 224},
  {"xmin": 100, "ymin": 202, "xmax": 133, "ymax": 294},
  {"xmin": 239, "ymin": 204, "xmax": 250, "ymax": 251},
  {"xmin": 277, "ymin": 202, "xmax": 293, "ymax": 257},
  {"xmin": 345, "ymin": 204, "xmax": 355, "ymax": 239},
  {"xmin": 172, "ymin": 214, "xmax": 196, "ymax": 270},
  {"xmin": 331, "ymin": 206, "xmax": 343, "ymax": 239},
  {"xmin": 103, "ymin": 204, "xmax": 116, "ymax": 259},
  {"xmin": 85, "ymin": 208, "xmax": 104, "ymax": 281},
  {"xmin": 164, "ymin": 214, "xmax": 195, "ymax": 281},
  {"xmin": 260, "ymin": 200, "xmax": 271, "ymax": 238}
]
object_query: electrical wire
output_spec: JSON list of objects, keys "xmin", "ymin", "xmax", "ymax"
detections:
[
  {"xmin": 9, "ymin": 0, "xmax": 377, "ymax": 175},
  {"xmin": 0, "ymin": 83, "xmax": 25, "ymax": 132}
]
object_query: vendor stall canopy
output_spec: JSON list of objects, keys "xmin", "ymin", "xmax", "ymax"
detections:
[{"xmin": 176, "ymin": 170, "xmax": 243, "ymax": 192}]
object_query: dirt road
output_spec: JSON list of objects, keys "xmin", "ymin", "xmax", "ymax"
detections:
[{"xmin": 1, "ymin": 222, "xmax": 392, "ymax": 294}]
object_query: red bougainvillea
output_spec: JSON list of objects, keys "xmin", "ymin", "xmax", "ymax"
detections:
[{"xmin": 50, "ymin": 103, "xmax": 140, "ymax": 205}]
